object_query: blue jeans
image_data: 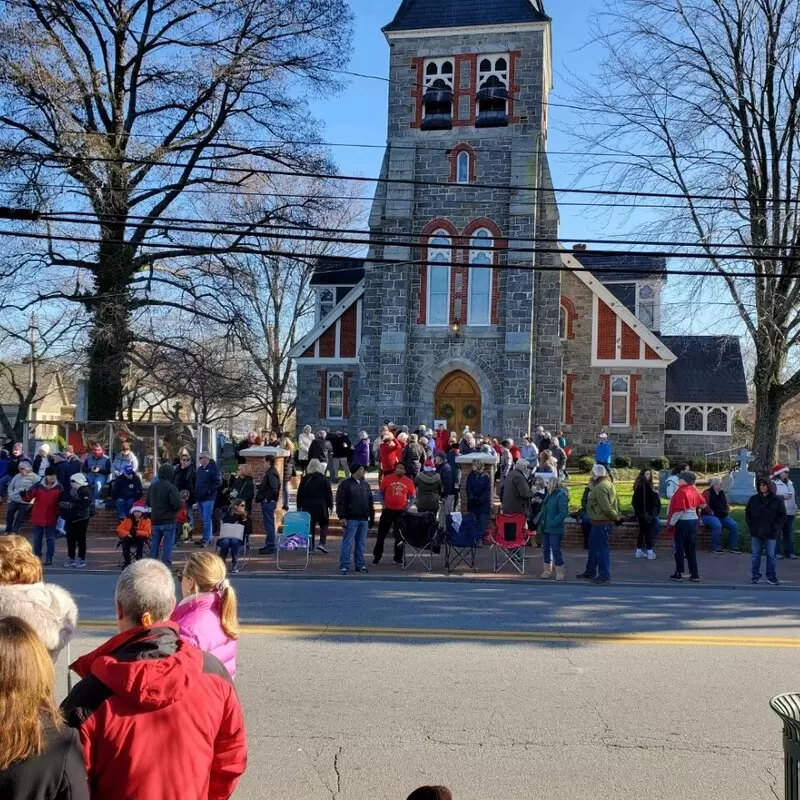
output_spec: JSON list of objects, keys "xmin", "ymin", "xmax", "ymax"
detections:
[
  {"xmin": 218, "ymin": 537, "xmax": 242, "ymax": 568},
  {"xmin": 261, "ymin": 500, "xmax": 277, "ymax": 548},
  {"xmin": 701, "ymin": 514, "xmax": 739, "ymax": 551},
  {"xmin": 752, "ymin": 537, "xmax": 777, "ymax": 580},
  {"xmin": 340, "ymin": 519, "xmax": 368, "ymax": 571},
  {"xmin": 88, "ymin": 474, "xmax": 107, "ymax": 502},
  {"xmin": 778, "ymin": 516, "xmax": 795, "ymax": 556},
  {"xmin": 115, "ymin": 497, "xmax": 135, "ymax": 520},
  {"xmin": 150, "ymin": 523, "xmax": 176, "ymax": 566},
  {"xmin": 586, "ymin": 523, "xmax": 612, "ymax": 580},
  {"xmin": 541, "ymin": 531, "xmax": 564, "ymax": 567},
  {"xmin": 198, "ymin": 499, "xmax": 215, "ymax": 545},
  {"xmin": 33, "ymin": 524, "xmax": 55, "ymax": 562}
]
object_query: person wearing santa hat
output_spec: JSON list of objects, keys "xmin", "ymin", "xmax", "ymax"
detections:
[
  {"xmin": 771, "ymin": 465, "xmax": 798, "ymax": 559},
  {"xmin": 116, "ymin": 501, "xmax": 152, "ymax": 568}
]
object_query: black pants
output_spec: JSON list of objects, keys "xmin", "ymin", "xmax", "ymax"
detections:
[
  {"xmin": 374, "ymin": 508, "xmax": 404, "ymax": 563},
  {"xmin": 636, "ymin": 515, "xmax": 656, "ymax": 550},
  {"xmin": 67, "ymin": 518, "xmax": 89, "ymax": 560},
  {"xmin": 311, "ymin": 521, "xmax": 329, "ymax": 548},
  {"xmin": 674, "ymin": 519, "xmax": 699, "ymax": 579},
  {"xmin": 122, "ymin": 536, "xmax": 145, "ymax": 566}
]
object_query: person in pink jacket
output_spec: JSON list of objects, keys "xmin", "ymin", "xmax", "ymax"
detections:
[{"xmin": 171, "ymin": 550, "xmax": 240, "ymax": 678}]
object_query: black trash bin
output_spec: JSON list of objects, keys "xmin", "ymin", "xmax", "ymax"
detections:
[{"xmin": 771, "ymin": 693, "xmax": 800, "ymax": 800}]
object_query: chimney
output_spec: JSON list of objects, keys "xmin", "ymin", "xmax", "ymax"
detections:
[{"xmin": 573, "ymin": 243, "xmax": 587, "ymax": 252}]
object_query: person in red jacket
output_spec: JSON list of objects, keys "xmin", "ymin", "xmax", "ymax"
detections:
[
  {"xmin": 378, "ymin": 434, "xmax": 403, "ymax": 482},
  {"xmin": 22, "ymin": 467, "xmax": 62, "ymax": 565},
  {"xmin": 435, "ymin": 424, "xmax": 450, "ymax": 455},
  {"xmin": 666, "ymin": 471, "xmax": 705, "ymax": 583},
  {"xmin": 61, "ymin": 559, "xmax": 247, "ymax": 800}
]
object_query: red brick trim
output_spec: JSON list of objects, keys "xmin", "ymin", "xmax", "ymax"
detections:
[
  {"xmin": 452, "ymin": 54, "xmax": 478, "ymax": 127},
  {"xmin": 560, "ymin": 296, "xmax": 576, "ymax": 340},
  {"xmin": 629, "ymin": 374, "xmax": 641, "ymax": 427},
  {"xmin": 411, "ymin": 58, "xmax": 424, "ymax": 129},
  {"xmin": 449, "ymin": 143, "xmax": 477, "ymax": 183},
  {"xmin": 564, "ymin": 374, "xmax": 576, "ymax": 425},
  {"xmin": 418, "ymin": 219, "xmax": 458, "ymax": 325},
  {"xmin": 339, "ymin": 305, "xmax": 357, "ymax": 358},
  {"xmin": 343, "ymin": 371, "xmax": 353, "ymax": 418},
  {"xmin": 600, "ymin": 375, "xmax": 610, "ymax": 426},
  {"xmin": 597, "ymin": 301, "xmax": 617, "ymax": 359},
  {"xmin": 318, "ymin": 371, "xmax": 326, "ymax": 418},
  {"xmin": 508, "ymin": 51, "xmax": 522, "ymax": 124},
  {"xmin": 302, "ymin": 344, "xmax": 314, "ymax": 358},
  {"xmin": 645, "ymin": 344, "xmax": 660, "ymax": 360},
  {"xmin": 467, "ymin": 56, "xmax": 478, "ymax": 125},
  {"xmin": 319, "ymin": 323, "xmax": 336, "ymax": 358},
  {"xmin": 620, "ymin": 321, "xmax": 639, "ymax": 360}
]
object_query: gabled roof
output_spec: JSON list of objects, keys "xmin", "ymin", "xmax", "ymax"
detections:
[
  {"xmin": 560, "ymin": 250, "xmax": 676, "ymax": 364},
  {"xmin": 660, "ymin": 336, "xmax": 749, "ymax": 404},
  {"xmin": 0, "ymin": 364, "xmax": 70, "ymax": 408},
  {"xmin": 383, "ymin": 0, "xmax": 548, "ymax": 33},
  {"xmin": 288, "ymin": 281, "xmax": 365, "ymax": 360},
  {"xmin": 573, "ymin": 251, "xmax": 666, "ymax": 283},
  {"xmin": 310, "ymin": 256, "xmax": 366, "ymax": 287}
]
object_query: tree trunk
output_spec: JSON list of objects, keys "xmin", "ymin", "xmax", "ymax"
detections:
[{"xmin": 751, "ymin": 385, "xmax": 782, "ymax": 477}]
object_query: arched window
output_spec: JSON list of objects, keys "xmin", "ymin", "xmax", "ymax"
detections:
[
  {"xmin": 468, "ymin": 228, "xmax": 493, "ymax": 325},
  {"xmin": 318, "ymin": 288, "xmax": 335, "ymax": 321},
  {"xmin": 427, "ymin": 230, "xmax": 451, "ymax": 326},
  {"xmin": 422, "ymin": 58, "xmax": 454, "ymax": 130},
  {"xmin": 637, "ymin": 284, "xmax": 656, "ymax": 328},
  {"xmin": 665, "ymin": 406, "xmax": 681, "ymax": 431},
  {"xmin": 456, "ymin": 150, "xmax": 470, "ymax": 184},
  {"xmin": 559, "ymin": 305, "xmax": 568, "ymax": 340},
  {"xmin": 476, "ymin": 55, "xmax": 509, "ymax": 128},
  {"xmin": 684, "ymin": 407, "xmax": 703, "ymax": 431}
]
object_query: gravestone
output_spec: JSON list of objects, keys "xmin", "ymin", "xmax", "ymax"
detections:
[{"xmin": 727, "ymin": 447, "xmax": 756, "ymax": 504}]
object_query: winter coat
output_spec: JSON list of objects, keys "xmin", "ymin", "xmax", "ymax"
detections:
[
  {"xmin": 772, "ymin": 478, "xmax": 799, "ymax": 516},
  {"xmin": 298, "ymin": 432, "xmax": 314, "ymax": 461},
  {"xmin": 595, "ymin": 440, "xmax": 612, "ymax": 466},
  {"xmin": 538, "ymin": 487, "xmax": 570, "ymax": 535},
  {"xmin": 62, "ymin": 624, "xmax": 246, "ymax": 800},
  {"xmin": 502, "ymin": 468, "xmax": 533, "ymax": 516},
  {"xmin": 111, "ymin": 474, "xmax": 143, "ymax": 503},
  {"xmin": 401, "ymin": 442, "xmax": 424, "ymax": 468},
  {"xmin": 82, "ymin": 455, "xmax": 111, "ymax": 476},
  {"xmin": 353, "ymin": 439, "xmax": 371, "ymax": 468},
  {"xmin": 0, "ymin": 724, "xmax": 89, "ymax": 800},
  {"xmin": 171, "ymin": 593, "xmax": 238, "ymax": 679},
  {"xmin": 228, "ymin": 476, "xmax": 254, "ymax": 514},
  {"xmin": 32, "ymin": 453, "xmax": 52, "ymax": 477},
  {"xmin": 0, "ymin": 582, "xmax": 78, "ymax": 659},
  {"xmin": 745, "ymin": 490, "xmax": 787, "ymax": 540},
  {"xmin": 255, "ymin": 466, "xmax": 281, "ymax": 504},
  {"xmin": 667, "ymin": 484, "xmax": 705, "ymax": 525},
  {"xmin": 466, "ymin": 471, "xmax": 491, "ymax": 515},
  {"xmin": 459, "ymin": 438, "xmax": 474, "ymax": 455},
  {"xmin": 703, "ymin": 488, "xmax": 730, "ymax": 519},
  {"xmin": 550, "ymin": 444, "xmax": 567, "ymax": 471},
  {"xmin": 23, "ymin": 481, "xmax": 63, "ymax": 527},
  {"xmin": 55, "ymin": 457, "xmax": 82, "ymax": 491},
  {"xmin": 379, "ymin": 440, "xmax": 403, "ymax": 472},
  {"xmin": 633, "ymin": 478, "xmax": 661, "ymax": 521},
  {"xmin": 335, "ymin": 477, "xmax": 375, "ymax": 524},
  {"xmin": 147, "ymin": 464, "xmax": 181, "ymax": 525},
  {"xmin": 116, "ymin": 517, "xmax": 152, "ymax": 540},
  {"xmin": 415, "ymin": 471, "xmax": 443, "ymax": 513},
  {"xmin": 437, "ymin": 462, "xmax": 456, "ymax": 497},
  {"xmin": 218, "ymin": 512, "xmax": 252, "ymax": 545},
  {"xmin": 111, "ymin": 452, "xmax": 139, "ymax": 476},
  {"xmin": 195, "ymin": 460, "xmax": 222, "ymax": 503},
  {"xmin": 498, "ymin": 448, "xmax": 512, "ymax": 479},
  {"xmin": 328, "ymin": 432, "xmax": 353, "ymax": 460},
  {"xmin": 435, "ymin": 429, "xmax": 450, "ymax": 454},
  {"xmin": 58, "ymin": 486, "xmax": 92, "ymax": 523},
  {"xmin": 8, "ymin": 471, "xmax": 40, "ymax": 503},
  {"xmin": 587, "ymin": 478, "xmax": 620, "ymax": 523},
  {"xmin": 282, "ymin": 453, "xmax": 294, "ymax": 483},
  {"xmin": 172, "ymin": 465, "xmax": 196, "ymax": 504},
  {"xmin": 235, "ymin": 437, "xmax": 256, "ymax": 464},
  {"xmin": 307, "ymin": 438, "xmax": 327, "ymax": 463},
  {"xmin": 296, "ymin": 472, "xmax": 333, "ymax": 525}
]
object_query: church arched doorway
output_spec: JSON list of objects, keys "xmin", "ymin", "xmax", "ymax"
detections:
[{"xmin": 434, "ymin": 370, "xmax": 482, "ymax": 434}]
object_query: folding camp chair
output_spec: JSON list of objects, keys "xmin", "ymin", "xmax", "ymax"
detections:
[
  {"xmin": 277, "ymin": 511, "xmax": 312, "ymax": 571},
  {"xmin": 491, "ymin": 513, "xmax": 529, "ymax": 574},
  {"xmin": 399, "ymin": 511, "xmax": 438, "ymax": 571},
  {"xmin": 445, "ymin": 512, "xmax": 480, "ymax": 573}
]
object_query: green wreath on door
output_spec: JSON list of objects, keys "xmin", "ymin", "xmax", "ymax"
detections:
[
  {"xmin": 439, "ymin": 403, "xmax": 455, "ymax": 419},
  {"xmin": 463, "ymin": 404, "xmax": 477, "ymax": 420}
]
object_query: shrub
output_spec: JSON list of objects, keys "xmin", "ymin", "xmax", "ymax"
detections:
[
  {"xmin": 614, "ymin": 455, "xmax": 632, "ymax": 468},
  {"xmin": 578, "ymin": 455, "xmax": 595, "ymax": 473},
  {"xmin": 651, "ymin": 456, "xmax": 670, "ymax": 470}
]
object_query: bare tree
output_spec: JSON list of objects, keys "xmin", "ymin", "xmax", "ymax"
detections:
[
  {"xmin": 0, "ymin": 0, "xmax": 353, "ymax": 419},
  {"xmin": 570, "ymin": 0, "xmax": 800, "ymax": 474}
]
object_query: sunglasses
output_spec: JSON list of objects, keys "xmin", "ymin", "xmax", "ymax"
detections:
[{"xmin": 180, "ymin": 457, "xmax": 190, "ymax": 461}]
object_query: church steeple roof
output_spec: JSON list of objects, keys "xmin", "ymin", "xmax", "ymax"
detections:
[{"xmin": 383, "ymin": 0, "xmax": 548, "ymax": 33}]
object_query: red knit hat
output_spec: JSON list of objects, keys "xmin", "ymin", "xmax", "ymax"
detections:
[{"xmin": 771, "ymin": 465, "xmax": 790, "ymax": 480}]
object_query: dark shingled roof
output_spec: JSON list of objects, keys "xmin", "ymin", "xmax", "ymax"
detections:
[
  {"xmin": 573, "ymin": 252, "xmax": 667, "ymax": 282},
  {"xmin": 660, "ymin": 336, "xmax": 749, "ymax": 404},
  {"xmin": 310, "ymin": 256, "xmax": 365, "ymax": 287},
  {"xmin": 383, "ymin": 0, "xmax": 548, "ymax": 32}
]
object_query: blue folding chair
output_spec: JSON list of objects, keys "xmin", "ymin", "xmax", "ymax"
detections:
[
  {"xmin": 277, "ymin": 511, "xmax": 312, "ymax": 571},
  {"xmin": 445, "ymin": 513, "xmax": 480, "ymax": 573}
]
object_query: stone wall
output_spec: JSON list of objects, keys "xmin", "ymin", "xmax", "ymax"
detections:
[
  {"xmin": 561, "ymin": 271, "xmax": 666, "ymax": 462},
  {"xmin": 664, "ymin": 432, "xmax": 734, "ymax": 463},
  {"xmin": 295, "ymin": 363, "xmax": 362, "ymax": 438}
]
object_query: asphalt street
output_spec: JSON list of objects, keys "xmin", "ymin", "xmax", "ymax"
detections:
[{"xmin": 54, "ymin": 574, "xmax": 800, "ymax": 800}]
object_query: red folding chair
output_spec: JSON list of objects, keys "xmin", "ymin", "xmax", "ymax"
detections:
[{"xmin": 491, "ymin": 513, "xmax": 529, "ymax": 574}]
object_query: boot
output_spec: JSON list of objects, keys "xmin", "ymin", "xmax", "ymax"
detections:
[
  {"xmin": 555, "ymin": 565, "xmax": 565, "ymax": 582},
  {"xmin": 540, "ymin": 563, "xmax": 552, "ymax": 579}
]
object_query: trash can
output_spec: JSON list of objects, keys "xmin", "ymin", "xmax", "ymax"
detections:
[{"xmin": 771, "ymin": 693, "xmax": 800, "ymax": 800}]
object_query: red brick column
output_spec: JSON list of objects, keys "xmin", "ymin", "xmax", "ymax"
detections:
[{"xmin": 239, "ymin": 446, "xmax": 288, "ymax": 543}]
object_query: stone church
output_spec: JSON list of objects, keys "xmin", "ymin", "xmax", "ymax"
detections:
[{"xmin": 289, "ymin": 0, "xmax": 748, "ymax": 461}]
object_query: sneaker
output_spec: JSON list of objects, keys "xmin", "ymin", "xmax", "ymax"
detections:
[
  {"xmin": 728, "ymin": 548, "xmax": 742, "ymax": 554},
  {"xmin": 790, "ymin": 554, "xmax": 798, "ymax": 560},
  {"xmin": 689, "ymin": 576, "xmax": 700, "ymax": 583},
  {"xmin": 669, "ymin": 572, "xmax": 683, "ymax": 582},
  {"xmin": 647, "ymin": 550, "xmax": 657, "ymax": 560},
  {"xmin": 591, "ymin": 576, "xmax": 610, "ymax": 584},
  {"xmin": 768, "ymin": 576, "xmax": 780, "ymax": 586},
  {"xmin": 316, "ymin": 545, "xmax": 329, "ymax": 554},
  {"xmin": 339, "ymin": 568, "xmax": 349, "ymax": 575},
  {"xmin": 576, "ymin": 571, "xmax": 595, "ymax": 580},
  {"xmin": 194, "ymin": 540, "xmax": 206, "ymax": 547},
  {"xmin": 776, "ymin": 553, "xmax": 784, "ymax": 560},
  {"xmin": 751, "ymin": 576, "xmax": 761, "ymax": 584},
  {"xmin": 357, "ymin": 566, "xmax": 369, "ymax": 574},
  {"xmin": 75, "ymin": 559, "xmax": 86, "ymax": 569},
  {"xmin": 713, "ymin": 549, "xmax": 724, "ymax": 554},
  {"xmin": 373, "ymin": 557, "xmax": 381, "ymax": 565},
  {"xmin": 258, "ymin": 546, "xmax": 276, "ymax": 555},
  {"xmin": 44, "ymin": 559, "xmax": 52, "ymax": 566},
  {"xmin": 233, "ymin": 564, "xmax": 242, "ymax": 574},
  {"xmin": 62, "ymin": 559, "xmax": 75, "ymax": 568},
  {"xmin": 635, "ymin": 549, "xmax": 646, "ymax": 558}
]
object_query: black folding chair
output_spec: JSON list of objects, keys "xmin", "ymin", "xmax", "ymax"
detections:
[
  {"xmin": 399, "ymin": 511, "xmax": 439, "ymax": 571},
  {"xmin": 445, "ymin": 513, "xmax": 480, "ymax": 573}
]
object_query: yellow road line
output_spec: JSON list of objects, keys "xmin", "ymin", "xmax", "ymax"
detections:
[{"xmin": 77, "ymin": 620, "xmax": 800, "ymax": 648}]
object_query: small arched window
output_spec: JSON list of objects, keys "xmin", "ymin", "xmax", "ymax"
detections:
[
  {"xmin": 684, "ymin": 407, "xmax": 704, "ymax": 431},
  {"xmin": 559, "ymin": 305, "xmax": 568, "ymax": 340},
  {"xmin": 707, "ymin": 407, "xmax": 728, "ymax": 432},
  {"xmin": 468, "ymin": 228, "xmax": 493, "ymax": 326},
  {"xmin": 456, "ymin": 151, "xmax": 470, "ymax": 184},
  {"xmin": 665, "ymin": 406, "xmax": 681, "ymax": 431},
  {"xmin": 427, "ymin": 230, "xmax": 451, "ymax": 326}
]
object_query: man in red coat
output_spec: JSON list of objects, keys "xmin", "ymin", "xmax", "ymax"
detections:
[
  {"xmin": 61, "ymin": 559, "xmax": 247, "ymax": 800},
  {"xmin": 435, "ymin": 424, "xmax": 451, "ymax": 455},
  {"xmin": 378, "ymin": 434, "xmax": 403, "ymax": 482}
]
